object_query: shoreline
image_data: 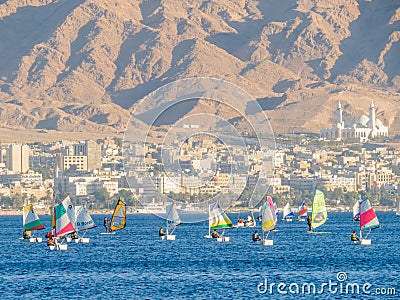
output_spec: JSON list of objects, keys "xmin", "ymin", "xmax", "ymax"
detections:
[{"xmin": 0, "ymin": 207, "xmax": 396, "ymax": 216}]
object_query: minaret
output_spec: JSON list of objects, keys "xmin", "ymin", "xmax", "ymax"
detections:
[
  {"xmin": 336, "ymin": 101, "xmax": 343, "ymax": 126},
  {"xmin": 369, "ymin": 101, "xmax": 376, "ymax": 131}
]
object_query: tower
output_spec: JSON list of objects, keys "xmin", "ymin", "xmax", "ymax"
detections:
[
  {"xmin": 336, "ymin": 102, "xmax": 343, "ymax": 126},
  {"xmin": 369, "ymin": 101, "xmax": 376, "ymax": 136}
]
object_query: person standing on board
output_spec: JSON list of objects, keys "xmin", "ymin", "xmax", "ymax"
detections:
[
  {"xmin": 103, "ymin": 217, "xmax": 109, "ymax": 233},
  {"xmin": 307, "ymin": 216, "xmax": 312, "ymax": 232}
]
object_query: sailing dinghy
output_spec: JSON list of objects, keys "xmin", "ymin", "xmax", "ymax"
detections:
[
  {"xmin": 237, "ymin": 210, "xmax": 256, "ymax": 228},
  {"xmin": 50, "ymin": 196, "xmax": 76, "ymax": 250},
  {"xmin": 73, "ymin": 206, "xmax": 96, "ymax": 243},
  {"xmin": 162, "ymin": 202, "xmax": 182, "ymax": 240},
  {"xmin": 309, "ymin": 189, "xmax": 329, "ymax": 234},
  {"xmin": 21, "ymin": 204, "xmax": 44, "ymax": 243},
  {"xmin": 261, "ymin": 199, "xmax": 276, "ymax": 246},
  {"xmin": 297, "ymin": 202, "xmax": 307, "ymax": 221},
  {"xmin": 205, "ymin": 202, "xmax": 233, "ymax": 242},
  {"xmin": 359, "ymin": 199, "xmax": 380, "ymax": 245},
  {"xmin": 282, "ymin": 203, "xmax": 294, "ymax": 222},
  {"xmin": 101, "ymin": 199, "xmax": 126, "ymax": 235}
]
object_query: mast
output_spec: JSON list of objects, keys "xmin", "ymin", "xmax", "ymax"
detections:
[{"xmin": 208, "ymin": 204, "xmax": 211, "ymax": 237}]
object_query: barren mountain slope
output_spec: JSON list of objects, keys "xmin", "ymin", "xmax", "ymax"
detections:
[{"xmin": 0, "ymin": 0, "xmax": 399, "ymax": 139}]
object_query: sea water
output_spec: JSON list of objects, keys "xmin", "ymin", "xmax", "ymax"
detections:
[{"xmin": 0, "ymin": 212, "xmax": 398, "ymax": 299}]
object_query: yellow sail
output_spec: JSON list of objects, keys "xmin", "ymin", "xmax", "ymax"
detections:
[
  {"xmin": 311, "ymin": 189, "xmax": 327, "ymax": 230},
  {"xmin": 110, "ymin": 199, "xmax": 126, "ymax": 231}
]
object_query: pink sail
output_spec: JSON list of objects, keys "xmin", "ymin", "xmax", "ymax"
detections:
[{"xmin": 359, "ymin": 199, "xmax": 380, "ymax": 231}]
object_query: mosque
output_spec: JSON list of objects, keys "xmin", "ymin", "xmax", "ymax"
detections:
[{"xmin": 321, "ymin": 101, "xmax": 388, "ymax": 142}]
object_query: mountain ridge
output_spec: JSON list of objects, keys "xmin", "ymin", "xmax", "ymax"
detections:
[{"xmin": 0, "ymin": 0, "xmax": 399, "ymax": 139}]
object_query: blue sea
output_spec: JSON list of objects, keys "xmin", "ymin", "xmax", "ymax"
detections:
[{"xmin": 0, "ymin": 212, "xmax": 398, "ymax": 299}]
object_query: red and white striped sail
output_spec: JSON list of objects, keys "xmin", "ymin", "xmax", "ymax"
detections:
[
  {"xmin": 360, "ymin": 199, "xmax": 380, "ymax": 231},
  {"xmin": 55, "ymin": 196, "xmax": 76, "ymax": 236}
]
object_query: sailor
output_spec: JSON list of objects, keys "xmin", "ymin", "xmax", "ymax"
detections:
[
  {"xmin": 307, "ymin": 216, "xmax": 312, "ymax": 232},
  {"xmin": 23, "ymin": 230, "xmax": 31, "ymax": 239},
  {"xmin": 351, "ymin": 230, "xmax": 359, "ymax": 242},
  {"xmin": 159, "ymin": 227, "xmax": 165, "ymax": 237},
  {"xmin": 211, "ymin": 229, "xmax": 219, "ymax": 238},
  {"xmin": 252, "ymin": 231, "xmax": 261, "ymax": 242},
  {"xmin": 47, "ymin": 237, "xmax": 55, "ymax": 246},
  {"xmin": 103, "ymin": 217, "xmax": 109, "ymax": 232}
]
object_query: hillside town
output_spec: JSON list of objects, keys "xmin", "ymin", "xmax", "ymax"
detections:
[{"xmin": 0, "ymin": 132, "xmax": 399, "ymax": 213}]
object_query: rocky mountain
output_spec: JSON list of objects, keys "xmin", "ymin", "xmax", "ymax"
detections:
[{"xmin": 0, "ymin": 0, "xmax": 399, "ymax": 139}]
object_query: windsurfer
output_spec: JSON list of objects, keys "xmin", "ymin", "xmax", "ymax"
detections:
[
  {"xmin": 252, "ymin": 231, "xmax": 261, "ymax": 242},
  {"xmin": 307, "ymin": 216, "xmax": 312, "ymax": 232},
  {"xmin": 103, "ymin": 217, "xmax": 109, "ymax": 232},
  {"xmin": 351, "ymin": 230, "xmax": 359, "ymax": 242}
]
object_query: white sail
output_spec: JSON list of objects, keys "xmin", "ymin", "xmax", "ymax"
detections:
[
  {"xmin": 397, "ymin": 201, "xmax": 400, "ymax": 216},
  {"xmin": 166, "ymin": 203, "xmax": 181, "ymax": 225},
  {"xmin": 283, "ymin": 203, "xmax": 294, "ymax": 219},
  {"xmin": 353, "ymin": 202, "xmax": 360, "ymax": 219},
  {"xmin": 166, "ymin": 202, "xmax": 181, "ymax": 236},
  {"xmin": 74, "ymin": 206, "xmax": 96, "ymax": 232}
]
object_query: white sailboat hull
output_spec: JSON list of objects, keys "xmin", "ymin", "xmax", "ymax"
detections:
[
  {"xmin": 74, "ymin": 237, "xmax": 90, "ymax": 243},
  {"xmin": 216, "ymin": 236, "xmax": 230, "ymax": 242},
  {"xmin": 29, "ymin": 237, "xmax": 42, "ymax": 243},
  {"xmin": 263, "ymin": 239, "xmax": 273, "ymax": 246},
  {"xmin": 49, "ymin": 244, "xmax": 68, "ymax": 251},
  {"xmin": 360, "ymin": 239, "xmax": 371, "ymax": 246}
]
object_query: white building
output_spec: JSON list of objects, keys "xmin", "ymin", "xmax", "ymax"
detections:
[{"xmin": 321, "ymin": 101, "xmax": 388, "ymax": 142}]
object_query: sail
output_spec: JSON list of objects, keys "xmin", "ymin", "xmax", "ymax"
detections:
[
  {"xmin": 311, "ymin": 189, "xmax": 327, "ymax": 229},
  {"xmin": 23, "ymin": 204, "xmax": 44, "ymax": 231},
  {"xmin": 266, "ymin": 196, "xmax": 278, "ymax": 225},
  {"xmin": 74, "ymin": 206, "xmax": 96, "ymax": 231},
  {"xmin": 55, "ymin": 196, "xmax": 76, "ymax": 236},
  {"xmin": 283, "ymin": 203, "xmax": 294, "ymax": 218},
  {"xmin": 298, "ymin": 202, "xmax": 307, "ymax": 218},
  {"xmin": 397, "ymin": 201, "xmax": 400, "ymax": 216},
  {"xmin": 209, "ymin": 202, "xmax": 233, "ymax": 229},
  {"xmin": 166, "ymin": 203, "xmax": 181, "ymax": 226},
  {"xmin": 360, "ymin": 199, "xmax": 380, "ymax": 231},
  {"xmin": 261, "ymin": 202, "xmax": 275, "ymax": 232},
  {"xmin": 110, "ymin": 199, "xmax": 126, "ymax": 231},
  {"xmin": 352, "ymin": 202, "xmax": 360, "ymax": 218}
]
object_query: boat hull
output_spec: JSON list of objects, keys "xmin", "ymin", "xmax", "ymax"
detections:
[
  {"xmin": 263, "ymin": 239, "xmax": 273, "ymax": 246},
  {"xmin": 74, "ymin": 237, "xmax": 90, "ymax": 243},
  {"xmin": 49, "ymin": 244, "xmax": 68, "ymax": 251},
  {"xmin": 29, "ymin": 237, "xmax": 42, "ymax": 243},
  {"xmin": 360, "ymin": 239, "xmax": 371, "ymax": 246},
  {"xmin": 216, "ymin": 236, "xmax": 230, "ymax": 242}
]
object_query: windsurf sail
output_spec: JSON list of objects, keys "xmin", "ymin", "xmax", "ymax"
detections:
[
  {"xmin": 311, "ymin": 189, "xmax": 327, "ymax": 230},
  {"xmin": 283, "ymin": 203, "xmax": 294, "ymax": 219},
  {"xmin": 298, "ymin": 202, "xmax": 307, "ymax": 218},
  {"xmin": 360, "ymin": 199, "xmax": 379, "ymax": 231},
  {"xmin": 55, "ymin": 196, "xmax": 76, "ymax": 237},
  {"xmin": 110, "ymin": 199, "xmax": 126, "ymax": 231},
  {"xmin": 74, "ymin": 206, "xmax": 96, "ymax": 232},
  {"xmin": 261, "ymin": 201, "xmax": 275, "ymax": 232},
  {"xmin": 266, "ymin": 196, "xmax": 278, "ymax": 225},
  {"xmin": 209, "ymin": 202, "xmax": 233, "ymax": 230},
  {"xmin": 166, "ymin": 202, "xmax": 182, "ymax": 234},
  {"xmin": 23, "ymin": 204, "xmax": 44, "ymax": 231}
]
